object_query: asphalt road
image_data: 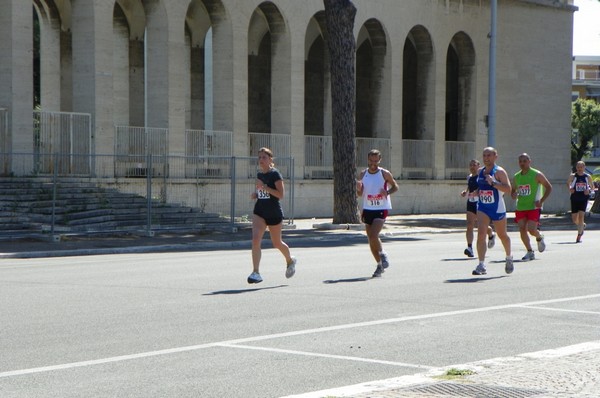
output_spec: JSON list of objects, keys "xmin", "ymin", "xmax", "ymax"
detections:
[{"xmin": 1, "ymin": 229, "xmax": 598, "ymax": 398}]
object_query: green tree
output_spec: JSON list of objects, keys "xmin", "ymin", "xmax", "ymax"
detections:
[
  {"xmin": 571, "ymin": 98, "xmax": 600, "ymax": 167},
  {"xmin": 323, "ymin": 0, "xmax": 360, "ymax": 224}
]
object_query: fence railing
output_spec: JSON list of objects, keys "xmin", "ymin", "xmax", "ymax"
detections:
[
  {"xmin": 115, "ymin": 125, "xmax": 169, "ymax": 178},
  {"xmin": 0, "ymin": 153, "xmax": 295, "ymax": 234},
  {"xmin": 248, "ymin": 132, "xmax": 291, "ymax": 177},
  {"xmin": 0, "ymin": 108, "xmax": 8, "ymax": 175},
  {"xmin": 33, "ymin": 110, "xmax": 93, "ymax": 175},
  {"xmin": 402, "ymin": 139, "xmax": 434, "ymax": 179},
  {"xmin": 185, "ymin": 129, "xmax": 233, "ymax": 178},
  {"xmin": 445, "ymin": 141, "xmax": 475, "ymax": 179},
  {"xmin": 303, "ymin": 136, "xmax": 391, "ymax": 178}
]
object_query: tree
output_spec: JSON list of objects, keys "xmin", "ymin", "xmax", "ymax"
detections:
[
  {"xmin": 571, "ymin": 98, "xmax": 600, "ymax": 167},
  {"xmin": 323, "ymin": 0, "xmax": 360, "ymax": 224}
]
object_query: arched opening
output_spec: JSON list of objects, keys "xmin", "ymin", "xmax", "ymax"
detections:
[{"xmin": 247, "ymin": 2, "xmax": 291, "ymax": 158}]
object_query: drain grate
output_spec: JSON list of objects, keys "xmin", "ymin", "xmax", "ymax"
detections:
[{"xmin": 395, "ymin": 382, "xmax": 548, "ymax": 397}]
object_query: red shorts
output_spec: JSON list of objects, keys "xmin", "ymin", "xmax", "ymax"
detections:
[{"xmin": 514, "ymin": 209, "xmax": 541, "ymax": 223}]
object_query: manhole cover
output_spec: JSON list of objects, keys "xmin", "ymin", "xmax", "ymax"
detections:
[{"xmin": 396, "ymin": 382, "xmax": 547, "ymax": 397}]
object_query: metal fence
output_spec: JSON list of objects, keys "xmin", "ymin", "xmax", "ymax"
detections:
[
  {"xmin": 0, "ymin": 153, "xmax": 294, "ymax": 234},
  {"xmin": 115, "ymin": 126, "xmax": 169, "ymax": 178},
  {"xmin": 33, "ymin": 110, "xmax": 93, "ymax": 175},
  {"xmin": 185, "ymin": 129, "xmax": 233, "ymax": 178},
  {"xmin": 303, "ymin": 135, "xmax": 391, "ymax": 178}
]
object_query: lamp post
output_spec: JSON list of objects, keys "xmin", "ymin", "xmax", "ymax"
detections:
[{"xmin": 488, "ymin": 0, "xmax": 497, "ymax": 147}]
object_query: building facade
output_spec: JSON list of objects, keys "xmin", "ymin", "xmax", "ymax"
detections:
[{"xmin": 0, "ymin": 0, "xmax": 576, "ymax": 216}]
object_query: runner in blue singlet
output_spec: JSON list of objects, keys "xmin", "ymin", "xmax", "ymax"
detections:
[{"xmin": 472, "ymin": 147, "xmax": 513, "ymax": 276}]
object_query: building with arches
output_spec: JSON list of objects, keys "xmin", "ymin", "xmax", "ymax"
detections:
[{"xmin": 0, "ymin": 0, "xmax": 575, "ymax": 216}]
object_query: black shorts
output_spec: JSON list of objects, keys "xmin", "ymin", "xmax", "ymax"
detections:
[
  {"xmin": 254, "ymin": 212, "xmax": 283, "ymax": 226},
  {"xmin": 361, "ymin": 209, "xmax": 388, "ymax": 225},
  {"xmin": 571, "ymin": 199, "xmax": 588, "ymax": 213},
  {"xmin": 466, "ymin": 201, "xmax": 477, "ymax": 215}
]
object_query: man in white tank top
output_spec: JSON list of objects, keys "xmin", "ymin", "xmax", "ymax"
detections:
[{"xmin": 357, "ymin": 149, "xmax": 398, "ymax": 277}]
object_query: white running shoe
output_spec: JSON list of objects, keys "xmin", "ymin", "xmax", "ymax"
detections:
[
  {"xmin": 247, "ymin": 272, "xmax": 263, "ymax": 284},
  {"xmin": 380, "ymin": 252, "xmax": 390, "ymax": 269},
  {"xmin": 537, "ymin": 236, "xmax": 546, "ymax": 253},
  {"xmin": 521, "ymin": 251, "xmax": 535, "ymax": 262},
  {"xmin": 487, "ymin": 234, "xmax": 496, "ymax": 249},
  {"xmin": 286, "ymin": 257, "xmax": 296, "ymax": 279},
  {"xmin": 505, "ymin": 256, "xmax": 514, "ymax": 274},
  {"xmin": 464, "ymin": 247, "xmax": 474, "ymax": 258},
  {"xmin": 472, "ymin": 263, "xmax": 487, "ymax": 275},
  {"xmin": 372, "ymin": 264, "xmax": 384, "ymax": 278}
]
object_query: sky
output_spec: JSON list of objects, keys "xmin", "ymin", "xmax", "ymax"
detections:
[{"xmin": 573, "ymin": 0, "xmax": 600, "ymax": 56}]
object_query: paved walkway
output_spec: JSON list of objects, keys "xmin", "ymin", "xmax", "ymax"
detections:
[{"xmin": 2, "ymin": 212, "xmax": 599, "ymax": 397}]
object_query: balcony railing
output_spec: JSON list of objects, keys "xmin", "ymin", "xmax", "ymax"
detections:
[
  {"xmin": 402, "ymin": 139, "xmax": 434, "ymax": 179},
  {"xmin": 446, "ymin": 141, "xmax": 475, "ymax": 179}
]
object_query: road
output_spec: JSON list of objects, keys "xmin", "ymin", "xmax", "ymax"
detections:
[{"xmin": 1, "ymin": 229, "xmax": 598, "ymax": 397}]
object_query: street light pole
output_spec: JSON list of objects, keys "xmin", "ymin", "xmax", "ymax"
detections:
[{"xmin": 488, "ymin": 0, "xmax": 497, "ymax": 147}]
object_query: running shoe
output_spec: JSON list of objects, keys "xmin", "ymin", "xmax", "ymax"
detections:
[
  {"xmin": 380, "ymin": 252, "xmax": 390, "ymax": 269},
  {"xmin": 505, "ymin": 256, "xmax": 514, "ymax": 274},
  {"xmin": 286, "ymin": 257, "xmax": 297, "ymax": 279},
  {"xmin": 372, "ymin": 264, "xmax": 384, "ymax": 278},
  {"xmin": 576, "ymin": 233, "xmax": 582, "ymax": 243},
  {"xmin": 247, "ymin": 272, "xmax": 263, "ymax": 284},
  {"xmin": 464, "ymin": 247, "xmax": 474, "ymax": 257},
  {"xmin": 536, "ymin": 235, "xmax": 546, "ymax": 253},
  {"xmin": 472, "ymin": 263, "xmax": 487, "ymax": 275},
  {"xmin": 521, "ymin": 251, "xmax": 535, "ymax": 262},
  {"xmin": 487, "ymin": 234, "xmax": 496, "ymax": 249}
]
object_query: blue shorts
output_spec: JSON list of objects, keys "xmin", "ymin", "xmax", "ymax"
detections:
[{"xmin": 478, "ymin": 208, "xmax": 506, "ymax": 221}]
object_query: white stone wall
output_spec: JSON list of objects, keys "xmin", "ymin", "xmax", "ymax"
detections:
[{"xmin": 1, "ymin": 0, "xmax": 575, "ymax": 213}]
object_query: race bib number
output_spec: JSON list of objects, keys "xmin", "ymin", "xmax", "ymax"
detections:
[
  {"xmin": 517, "ymin": 184, "xmax": 531, "ymax": 196},
  {"xmin": 479, "ymin": 190, "xmax": 495, "ymax": 204},
  {"xmin": 257, "ymin": 189, "xmax": 270, "ymax": 199},
  {"xmin": 367, "ymin": 194, "xmax": 384, "ymax": 207},
  {"xmin": 467, "ymin": 192, "xmax": 479, "ymax": 202},
  {"xmin": 575, "ymin": 182, "xmax": 587, "ymax": 192}
]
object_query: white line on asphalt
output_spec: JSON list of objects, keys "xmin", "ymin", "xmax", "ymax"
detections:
[
  {"xmin": 217, "ymin": 343, "xmax": 435, "ymax": 370},
  {"xmin": 1, "ymin": 293, "xmax": 599, "ymax": 378},
  {"xmin": 518, "ymin": 305, "xmax": 600, "ymax": 316},
  {"xmin": 281, "ymin": 341, "xmax": 600, "ymax": 398}
]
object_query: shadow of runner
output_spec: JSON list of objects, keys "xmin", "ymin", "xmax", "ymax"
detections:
[
  {"xmin": 444, "ymin": 276, "xmax": 507, "ymax": 283},
  {"xmin": 203, "ymin": 285, "xmax": 288, "ymax": 295},
  {"xmin": 323, "ymin": 277, "xmax": 371, "ymax": 284}
]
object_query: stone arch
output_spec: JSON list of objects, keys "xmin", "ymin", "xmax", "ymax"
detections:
[
  {"xmin": 304, "ymin": 11, "xmax": 329, "ymax": 137},
  {"xmin": 184, "ymin": 0, "xmax": 230, "ymax": 131},
  {"xmin": 248, "ymin": 1, "xmax": 291, "ymax": 141},
  {"xmin": 33, "ymin": 0, "xmax": 73, "ymax": 111},
  {"xmin": 356, "ymin": 18, "xmax": 389, "ymax": 140},
  {"xmin": 445, "ymin": 31, "xmax": 476, "ymax": 142},
  {"xmin": 402, "ymin": 25, "xmax": 434, "ymax": 141}
]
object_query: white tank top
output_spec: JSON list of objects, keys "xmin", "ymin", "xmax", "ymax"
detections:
[{"xmin": 361, "ymin": 168, "xmax": 392, "ymax": 210}]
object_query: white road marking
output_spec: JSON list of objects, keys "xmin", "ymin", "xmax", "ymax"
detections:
[
  {"xmin": 518, "ymin": 305, "xmax": 600, "ymax": 316},
  {"xmin": 281, "ymin": 341, "xmax": 600, "ymax": 398},
  {"xmin": 1, "ymin": 293, "xmax": 599, "ymax": 378},
  {"xmin": 217, "ymin": 343, "xmax": 435, "ymax": 370}
]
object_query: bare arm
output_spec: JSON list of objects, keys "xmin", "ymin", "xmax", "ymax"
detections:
[{"xmin": 536, "ymin": 172, "xmax": 553, "ymax": 207}]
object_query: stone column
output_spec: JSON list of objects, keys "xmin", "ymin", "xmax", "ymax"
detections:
[
  {"xmin": 71, "ymin": 0, "xmax": 114, "ymax": 157},
  {"xmin": 0, "ymin": 0, "xmax": 33, "ymax": 164}
]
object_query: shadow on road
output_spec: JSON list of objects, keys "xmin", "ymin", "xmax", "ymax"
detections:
[
  {"xmin": 203, "ymin": 284, "xmax": 288, "ymax": 295},
  {"xmin": 323, "ymin": 277, "xmax": 371, "ymax": 284},
  {"xmin": 444, "ymin": 276, "xmax": 507, "ymax": 283}
]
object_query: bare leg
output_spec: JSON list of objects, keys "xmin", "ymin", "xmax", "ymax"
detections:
[
  {"xmin": 466, "ymin": 211, "xmax": 476, "ymax": 245},
  {"xmin": 518, "ymin": 218, "xmax": 532, "ymax": 252},
  {"xmin": 476, "ymin": 212, "xmax": 491, "ymax": 263},
  {"xmin": 365, "ymin": 219, "xmax": 385, "ymax": 263},
  {"xmin": 251, "ymin": 215, "xmax": 267, "ymax": 273},
  {"xmin": 267, "ymin": 222, "xmax": 293, "ymax": 264},
  {"xmin": 494, "ymin": 217, "xmax": 511, "ymax": 257}
]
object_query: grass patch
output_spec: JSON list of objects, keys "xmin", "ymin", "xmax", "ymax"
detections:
[{"xmin": 434, "ymin": 368, "xmax": 476, "ymax": 380}]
